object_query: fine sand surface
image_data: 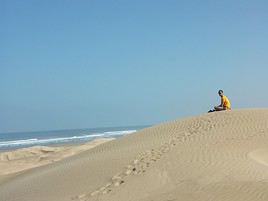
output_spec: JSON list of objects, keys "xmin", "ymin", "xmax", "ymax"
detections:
[
  {"xmin": 0, "ymin": 138, "xmax": 115, "ymax": 176},
  {"xmin": 1, "ymin": 109, "xmax": 268, "ymax": 201}
]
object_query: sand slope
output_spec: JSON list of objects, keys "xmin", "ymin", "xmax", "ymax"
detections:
[
  {"xmin": 0, "ymin": 138, "xmax": 114, "ymax": 176},
  {"xmin": 1, "ymin": 109, "xmax": 268, "ymax": 201}
]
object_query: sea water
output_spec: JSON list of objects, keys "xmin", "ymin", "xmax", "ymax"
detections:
[{"xmin": 0, "ymin": 125, "xmax": 148, "ymax": 150}]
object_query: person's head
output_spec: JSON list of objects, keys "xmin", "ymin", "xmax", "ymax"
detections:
[{"xmin": 218, "ymin": 89, "xmax": 224, "ymax": 97}]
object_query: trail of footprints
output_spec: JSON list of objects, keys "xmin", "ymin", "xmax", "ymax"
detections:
[{"xmin": 73, "ymin": 118, "xmax": 212, "ymax": 201}]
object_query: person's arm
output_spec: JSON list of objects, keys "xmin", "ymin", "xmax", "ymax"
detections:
[{"xmin": 218, "ymin": 97, "xmax": 223, "ymax": 107}]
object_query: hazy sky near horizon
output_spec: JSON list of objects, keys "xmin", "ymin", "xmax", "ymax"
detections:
[{"xmin": 1, "ymin": 0, "xmax": 268, "ymax": 133}]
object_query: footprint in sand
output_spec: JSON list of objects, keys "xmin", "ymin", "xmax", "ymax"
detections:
[{"xmin": 74, "ymin": 121, "xmax": 212, "ymax": 200}]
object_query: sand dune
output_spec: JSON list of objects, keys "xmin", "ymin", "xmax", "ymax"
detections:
[
  {"xmin": 0, "ymin": 138, "xmax": 114, "ymax": 176},
  {"xmin": 1, "ymin": 109, "xmax": 268, "ymax": 201}
]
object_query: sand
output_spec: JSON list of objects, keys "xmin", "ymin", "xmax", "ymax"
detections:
[
  {"xmin": 0, "ymin": 138, "xmax": 114, "ymax": 176},
  {"xmin": 1, "ymin": 109, "xmax": 268, "ymax": 201}
]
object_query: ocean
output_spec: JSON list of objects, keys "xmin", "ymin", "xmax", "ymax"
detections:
[{"xmin": 0, "ymin": 125, "xmax": 148, "ymax": 151}]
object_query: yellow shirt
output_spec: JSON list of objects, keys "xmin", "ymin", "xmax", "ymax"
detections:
[{"xmin": 222, "ymin": 95, "xmax": 231, "ymax": 109}]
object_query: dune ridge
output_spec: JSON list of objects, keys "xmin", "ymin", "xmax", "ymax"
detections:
[{"xmin": 1, "ymin": 109, "xmax": 268, "ymax": 201}]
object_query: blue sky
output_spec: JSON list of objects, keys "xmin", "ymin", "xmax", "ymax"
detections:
[{"xmin": 1, "ymin": 0, "xmax": 268, "ymax": 133}]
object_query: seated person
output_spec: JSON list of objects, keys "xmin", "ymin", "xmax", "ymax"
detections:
[{"xmin": 208, "ymin": 90, "xmax": 231, "ymax": 112}]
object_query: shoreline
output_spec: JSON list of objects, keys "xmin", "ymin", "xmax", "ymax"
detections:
[
  {"xmin": 0, "ymin": 126, "xmax": 144, "ymax": 152},
  {"xmin": 1, "ymin": 109, "xmax": 268, "ymax": 201},
  {"xmin": 0, "ymin": 137, "xmax": 115, "ymax": 178}
]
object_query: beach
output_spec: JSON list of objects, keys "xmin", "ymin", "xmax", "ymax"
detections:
[
  {"xmin": 0, "ymin": 138, "xmax": 115, "ymax": 176},
  {"xmin": 1, "ymin": 109, "xmax": 268, "ymax": 201}
]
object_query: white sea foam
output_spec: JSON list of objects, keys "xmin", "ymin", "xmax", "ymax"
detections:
[
  {"xmin": 104, "ymin": 130, "xmax": 137, "ymax": 136},
  {"xmin": 0, "ymin": 130, "xmax": 137, "ymax": 149}
]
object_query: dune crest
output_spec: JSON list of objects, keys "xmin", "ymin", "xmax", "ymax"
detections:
[{"xmin": 1, "ymin": 109, "xmax": 268, "ymax": 201}]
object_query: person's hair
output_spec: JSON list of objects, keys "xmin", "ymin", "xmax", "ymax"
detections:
[{"xmin": 218, "ymin": 89, "xmax": 223, "ymax": 94}]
